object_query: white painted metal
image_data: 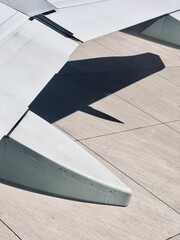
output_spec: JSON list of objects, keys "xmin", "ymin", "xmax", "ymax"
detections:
[
  {"xmin": 0, "ymin": 18, "xmax": 78, "ymax": 140},
  {"xmin": 0, "ymin": 0, "xmax": 56, "ymax": 16},
  {"xmin": 48, "ymin": 0, "xmax": 104, "ymax": 8},
  {"xmin": 0, "ymin": 4, "xmax": 28, "ymax": 42},
  {"xmin": 171, "ymin": 11, "xmax": 180, "ymax": 21},
  {"xmin": 0, "ymin": 111, "xmax": 132, "ymax": 206},
  {"xmin": 0, "ymin": 3, "xmax": 17, "ymax": 24},
  {"xmin": 47, "ymin": 0, "xmax": 180, "ymax": 41}
]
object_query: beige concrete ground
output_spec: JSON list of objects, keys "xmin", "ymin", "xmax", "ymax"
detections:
[{"xmin": 0, "ymin": 31, "xmax": 180, "ymax": 240}]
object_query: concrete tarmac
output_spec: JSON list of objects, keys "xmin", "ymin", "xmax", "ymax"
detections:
[{"xmin": 0, "ymin": 31, "xmax": 180, "ymax": 240}]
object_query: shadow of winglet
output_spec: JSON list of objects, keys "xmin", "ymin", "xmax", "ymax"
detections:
[{"xmin": 30, "ymin": 53, "xmax": 165, "ymax": 123}]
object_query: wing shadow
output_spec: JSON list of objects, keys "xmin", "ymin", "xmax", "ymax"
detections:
[{"xmin": 30, "ymin": 53, "xmax": 165, "ymax": 123}]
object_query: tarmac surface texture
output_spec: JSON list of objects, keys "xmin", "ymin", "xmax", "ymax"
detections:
[{"xmin": 0, "ymin": 31, "xmax": 180, "ymax": 240}]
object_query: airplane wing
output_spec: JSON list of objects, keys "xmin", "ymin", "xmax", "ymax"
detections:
[
  {"xmin": 47, "ymin": 0, "xmax": 180, "ymax": 42},
  {"xmin": 0, "ymin": 0, "xmax": 179, "ymax": 206}
]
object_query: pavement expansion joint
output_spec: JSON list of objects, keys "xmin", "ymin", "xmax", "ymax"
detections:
[
  {"xmin": 159, "ymin": 45, "xmax": 180, "ymax": 58},
  {"xmin": 75, "ymin": 123, "xmax": 162, "ymax": 141},
  {"xmin": 158, "ymin": 74, "xmax": 180, "ymax": 88},
  {"xmin": 164, "ymin": 122, "xmax": 180, "ymax": 135},
  {"xmin": 75, "ymin": 120, "xmax": 179, "ymax": 141},
  {"xmin": 0, "ymin": 219, "xmax": 22, "ymax": 240},
  {"xmin": 79, "ymin": 141, "xmax": 180, "ymax": 216},
  {"xmin": 166, "ymin": 233, "xmax": 180, "ymax": 240},
  {"xmin": 114, "ymin": 93, "xmax": 163, "ymax": 122},
  {"xmin": 94, "ymin": 38, "xmax": 125, "ymax": 56}
]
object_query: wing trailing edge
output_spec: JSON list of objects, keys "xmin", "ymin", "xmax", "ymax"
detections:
[{"xmin": 0, "ymin": 10, "xmax": 78, "ymax": 140}]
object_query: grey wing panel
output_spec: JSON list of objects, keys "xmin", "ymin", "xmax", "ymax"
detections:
[
  {"xmin": 47, "ymin": 0, "xmax": 180, "ymax": 42},
  {"xmin": 48, "ymin": 0, "xmax": 105, "ymax": 8},
  {"xmin": 0, "ymin": 4, "xmax": 28, "ymax": 41},
  {"xmin": 0, "ymin": 10, "xmax": 78, "ymax": 140},
  {"xmin": 0, "ymin": 0, "xmax": 56, "ymax": 16},
  {"xmin": 0, "ymin": 3, "xmax": 17, "ymax": 24}
]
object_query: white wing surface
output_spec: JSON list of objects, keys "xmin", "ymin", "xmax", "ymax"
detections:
[
  {"xmin": 48, "ymin": 0, "xmax": 105, "ymax": 8},
  {"xmin": 0, "ymin": 0, "xmax": 56, "ymax": 16},
  {"xmin": 47, "ymin": 0, "xmax": 180, "ymax": 41},
  {"xmin": 171, "ymin": 11, "xmax": 180, "ymax": 21},
  {"xmin": 0, "ymin": 4, "xmax": 78, "ymax": 140}
]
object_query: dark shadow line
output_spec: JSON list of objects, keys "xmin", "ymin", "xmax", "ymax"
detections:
[{"xmin": 82, "ymin": 106, "xmax": 124, "ymax": 123}]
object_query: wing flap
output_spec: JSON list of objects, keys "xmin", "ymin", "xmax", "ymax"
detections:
[
  {"xmin": 0, "ymin": 3, "xmax": 28, "ymax": 42},
  {"xmin": 0, "ymin": 0, "xmax": 56, "ymax": 16},
  {"xmin": 0, "ymin": 17, "xmax": 78, "ymax": 140}
]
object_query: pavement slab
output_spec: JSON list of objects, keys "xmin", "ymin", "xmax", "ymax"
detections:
[
  {"xmin": 166, "ymin": 121, "xmax": 180, "ymax": 133},
  {"xmin": 167, "ymin": 233, "xmax": 180, "ymax": 240},
  {"xmin": 54, "ymin": 90, "xmax": 159, "ymax": 140},
  {"xmin": 160, "ymin": 45, "xmax": 180, "ymax": 57},
  {"xmin": 70, "ymin": 40, "xmax": 119, "ymax": 60},
  {"xmin": 158, "ymin": 67, "xmax": 180, "ymax": 87},
  {"xmin": 95, "ymin": 32, "xmax": 180, "ymax": 67},
  {"xmin": 0, "ymin": 221, "xmax": 19, "ymax": 240},
  {"xmin": 117, "ymin": 74, "xmax": 180, "ymax": 122}
]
